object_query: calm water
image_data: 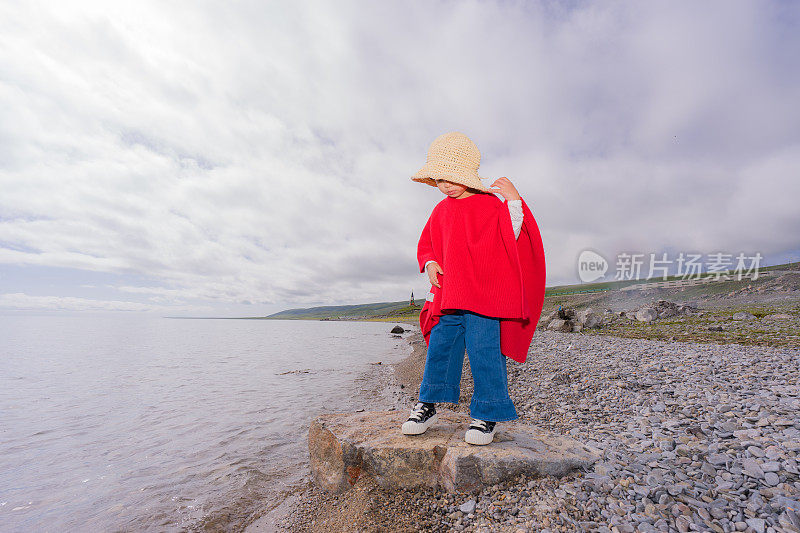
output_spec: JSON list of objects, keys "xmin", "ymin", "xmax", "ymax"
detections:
[{"xmin": 0, "ymin": 315, "xmax": 412, "ymax": 532}]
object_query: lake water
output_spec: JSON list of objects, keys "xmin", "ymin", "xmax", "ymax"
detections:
[{"xmin": 0, "ymin": 314, "xmax": 412, "ymax": 532}]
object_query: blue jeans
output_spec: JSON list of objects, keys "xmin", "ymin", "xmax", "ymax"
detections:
[{"xmin": 418, "ymin": 310, "xmax": 518, "ymax": 422}]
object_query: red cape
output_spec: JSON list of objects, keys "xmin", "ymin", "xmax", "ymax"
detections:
[{"xmin": 417, "ymin": 192, "xmax": 546, "ymax": 363}]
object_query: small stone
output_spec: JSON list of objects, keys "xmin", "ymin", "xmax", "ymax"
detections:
[
  {"xmin": 765, "ymin": 446, "xmax": 783, "ymax": 459},
  {"xmin": 764, "ymin": 472, "xmax": 779, "ymax": 486},
  {"xmin": 748, "ymin": 446, "xmax": 765, "ymax": 458},
  {"xmin": 742, "ymin": 458, "xmax": 765, "ymax": 479},
  {"xmin": 779, "ymin": 511, "xmax": 800, "ymax": 533},
  {"xmin": 460, "ymin": 499, "xmax": 476, "ymax": 514},
  {"xmin": 745, "ymin": 517, "xmax": 765, "ymax": 533},
  {"xmin": 667, "ymin": 484, "xmax": 683, "ymax": 496},
  {"xmin": 716, "ymin": 481, "xmax": 733, "ymax": 491},
  {"xmin": 659, "ymin": 439, "xmax": 675, "ymax": 452},
  {"xmin": 707, "ymin": 454, "xmax": 730, "ymax": 466},
  {"xmin": 701, "ymin": 462, "xmax": 717, "ymax": 476}
]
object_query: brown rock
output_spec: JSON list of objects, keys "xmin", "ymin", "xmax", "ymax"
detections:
[{"xmin": 309, "ymin": 410, "xmax": 602, "ymax": 493}]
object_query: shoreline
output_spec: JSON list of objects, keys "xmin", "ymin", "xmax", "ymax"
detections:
[
  {"xmin": 249, "ymin": 313, "xmax": 800, "ymax": 532},
  {"xmin": 244, "ymin": 320, "xmax": 420, "ymax": 532}
]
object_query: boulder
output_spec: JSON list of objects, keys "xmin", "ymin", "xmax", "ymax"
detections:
[
  {"xmin": 546, "ymin": 318, "xmax": 573, "ymax": 332},
  {"xmin": 644, "ymin": 300, "xmax": 702, "ymax": 320},
  {"xmin": 538, "ymin": 308, "xmax": 563, "ymax": 329},
  {"xmin": 309, "ymin": 411, "xmax": 601, "ymax": 494},
  {"xmin": 733, "ymin": 312, "xmax": 757, "ymax": 320},
  {"xmin": 390, "ymin": 325, "xmax": 405, "ymax": 333},
  {"xmin": 541, "ymin": 307, "xmax": 601, "ymax": 332},
  {"xmin": 577, "ymin": 308, "xmax": 601, "ymax": 328},
  {"xmin": 635, "ymin": 307, "xmax": 658, "ymax": 322}
]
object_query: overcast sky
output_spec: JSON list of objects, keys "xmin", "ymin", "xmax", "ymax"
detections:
[{"xmin": 1, "ymin": 1, "xmax": 798, "ymax": 316}]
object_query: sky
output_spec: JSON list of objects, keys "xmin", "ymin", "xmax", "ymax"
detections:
[{"xmin": 1, "ymin": 0, "xmax": 799, "ymax": 317}]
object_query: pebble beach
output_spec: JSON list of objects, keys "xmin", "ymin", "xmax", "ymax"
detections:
[{"xmin": 254, "ymin": 292, "xmax": 800, "ymax": 533}]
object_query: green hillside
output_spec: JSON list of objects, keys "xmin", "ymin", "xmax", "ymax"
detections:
[{"xmin": 264, "ymin": 300, "xmax": 421, "ymax": 320}]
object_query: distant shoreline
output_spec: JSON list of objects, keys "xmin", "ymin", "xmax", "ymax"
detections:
[{"xmin": 164, "ymin": 315, "xmax": 421, "ymax": 322}]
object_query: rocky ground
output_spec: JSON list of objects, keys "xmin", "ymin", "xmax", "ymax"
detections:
[
  {"xmin": 540, "ymin": 271, "xmax": 800, "ymax": 350},
  {"xmin": 254, "ymin": 285, "xmax": 800, "ymax": 533}
]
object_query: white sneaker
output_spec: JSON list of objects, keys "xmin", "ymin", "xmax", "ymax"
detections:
[
  {"xmin": 401, "ymin": 402, "xmax": 438, "ymax": 435},
  {"xmin": 464, "ymin": 419, "xmax": 497, "ymax": 445}
]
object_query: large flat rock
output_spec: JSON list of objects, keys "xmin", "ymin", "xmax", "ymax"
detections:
[{"xmin": 308, "ymin": 410, "xmax": 602, "ymax": 493}]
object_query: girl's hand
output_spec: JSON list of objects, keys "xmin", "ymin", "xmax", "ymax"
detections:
[
  {"xmin": 489, "ymin": 177, "xmax": 521, "ymax": 202},
  {"xmin": 425, "ymin": 261, "xmax": 443, "ymax": 288}
]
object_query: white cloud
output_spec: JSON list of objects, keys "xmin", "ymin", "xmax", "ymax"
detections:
[{"xmin": 0, "ymin": 0, "xmax": 798, "ymax": 313}]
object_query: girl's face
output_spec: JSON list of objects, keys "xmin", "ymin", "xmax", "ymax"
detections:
[{"xmin": 435, "ymin": 179, "xmax": 472, "ymax": 199}]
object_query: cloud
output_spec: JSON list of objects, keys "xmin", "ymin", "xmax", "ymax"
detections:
[{"xmin": 0, "ymin": 0, "xmax": 798, "ymax": 314}]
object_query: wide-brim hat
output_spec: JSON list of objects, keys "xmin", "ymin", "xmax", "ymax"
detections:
[{"xmin": 411, "ymin": 132, "xmax": 490, "ymax": 192}]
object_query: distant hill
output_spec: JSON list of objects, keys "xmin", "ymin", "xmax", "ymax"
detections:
[{"xmin": 264, "ymin": 300, "xmax": 419, "ymax": 320}]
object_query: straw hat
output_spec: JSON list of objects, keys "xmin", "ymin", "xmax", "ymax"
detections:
[{"xmin": 411, "ymin": 132, "xmax": 490, "ymax": 192}]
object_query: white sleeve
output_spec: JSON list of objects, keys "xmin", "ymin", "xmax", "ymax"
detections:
[
  {"xmin": 424, "ymin": 260, "xmax": 437, "ymax": 270},
  {"xmin": 508, "ymin": 200, "xmax": 523, "ymax": 239}
]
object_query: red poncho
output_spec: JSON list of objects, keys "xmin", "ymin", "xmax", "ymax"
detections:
[{"xmin": 416, "ymin": 192, "xmax": 546, "ymax": 363}]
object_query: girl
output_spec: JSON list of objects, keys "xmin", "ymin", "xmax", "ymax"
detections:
[{"xmin": 403, "ymin": 132, "xmax": 546, "ymax": 445}]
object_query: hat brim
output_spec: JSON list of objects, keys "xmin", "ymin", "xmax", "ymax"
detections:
[{"xmin": 411, "ymin": 170, "xmax": 490, "ymax": 193}]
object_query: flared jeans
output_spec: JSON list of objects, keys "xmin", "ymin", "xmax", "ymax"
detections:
[{"xmin": 418, "ymin": 309, "xmax": 518, "ymax": 422}]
